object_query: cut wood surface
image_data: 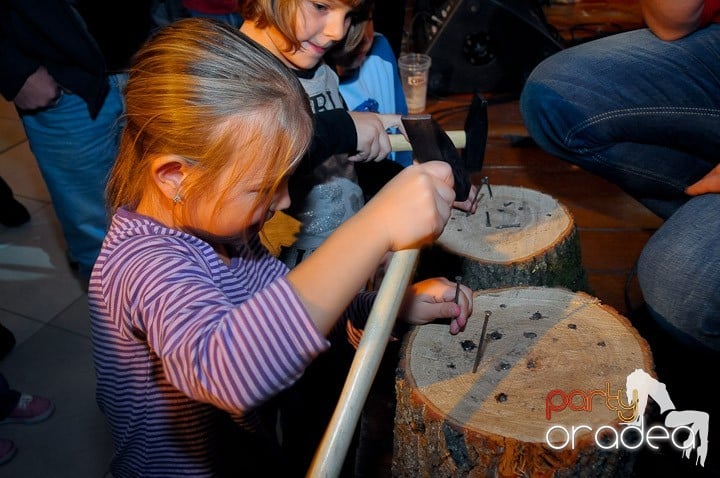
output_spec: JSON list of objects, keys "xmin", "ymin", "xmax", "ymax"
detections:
[
  {"xmin": 393, "ymin": 286, "xmax": 654, "ymax": 477},
  {"xmin": 417, "ymin": 185, "xmax": 588, "ymax": 292},
  {"xmin": 440, "ymin": 185, "xmax": 571, "ymax": 262}
]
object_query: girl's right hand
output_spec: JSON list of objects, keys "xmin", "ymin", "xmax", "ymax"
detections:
[{"xmin": 362, "ymin": 160, "xmax": 455, "ymax": 251}]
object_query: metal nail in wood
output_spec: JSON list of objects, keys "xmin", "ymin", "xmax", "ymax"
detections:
[
  {"xmin": 454, "ymin": 276, "xmax": 462, "ymax": 304},
  {"xmin": 467, "ymin": 188, "xmax": 484, "ymax": 216},
  {"xmin": 472, "ymin": 310, "xmax": 491, "ymax": 373},
  {"xmin": 482, "ymin": 176, "xmax": 493, "ymax": 199}
]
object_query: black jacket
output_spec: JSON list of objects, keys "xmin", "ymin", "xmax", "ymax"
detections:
[{"xmin": 0, "ymin": 0, "xmax": 154, "ymax": 118}]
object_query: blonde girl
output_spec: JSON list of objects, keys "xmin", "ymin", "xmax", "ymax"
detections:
[{"xmin": 90, "ymin": 18, "xmax": 470, "ymax": 477}]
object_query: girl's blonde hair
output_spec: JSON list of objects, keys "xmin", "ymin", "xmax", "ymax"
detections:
[
  {"xmin": 107, "ymin": 18, "xmax": 313, "ymax": 229},
  {"xmin": 240, "ymin": 0, "xmax": 363, "ymax": 51}
]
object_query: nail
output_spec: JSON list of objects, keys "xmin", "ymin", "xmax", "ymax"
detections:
[
  {"xmin": 473, "ymin": 310, "xmax": 491, "ymax": 373},
  {"xmin": 454, "ymin": 276, "xmax": 462, "ymax": 304},
  {"xmin": 467, "ymin": 190, "xmax": 484, "ymax": 217},
  {"xmin": 485, "ymin": 211, "xmax": 491, "ymax": 227}
]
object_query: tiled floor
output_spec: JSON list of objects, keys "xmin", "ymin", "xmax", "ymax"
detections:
[{"xmin": 0, "ymin": 99, "xmax": 114, "ymax": 476}]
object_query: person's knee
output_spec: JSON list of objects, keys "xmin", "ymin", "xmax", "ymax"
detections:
[
  {"xmin": 637, "ymin": 230, "xmax": 673, "ymax": 311},
  {"xmin": 520, "ymin": 57, "xmax": 582, "ymax": 157},
  {"xmin": 638, "ymin": 197, "xmax": 720, "ymax": 351},
  {"xmin": 519, "ymin": 79, "xmax": 561, "ymax": 153}
]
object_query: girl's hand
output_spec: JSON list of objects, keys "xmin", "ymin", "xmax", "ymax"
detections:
[
  {"xmin": 452, "ymin": 183, "xmax": 479, "ymax": 213},
  {"xmin": 399, "ymin": 277, "xmax": 472, "ymax": 335},
  {"xmin": 348, "ymin": 112, "xmax": 402, "ymax": 162},
  {"xmin": 361, "ymin": 161, "xmax": 454, "ymax": 251}
]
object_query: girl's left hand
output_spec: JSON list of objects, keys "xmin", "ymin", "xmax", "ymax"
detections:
[
  {"xmin": 399, "ymin": 277, "xmax": 472, "ymax": 335},
  {"xmin": 452, "ymin": 183, "xmax": 479, "ymax": 213}
]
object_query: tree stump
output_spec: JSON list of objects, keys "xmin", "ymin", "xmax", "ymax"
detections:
[
  {"xmin": 393, "ymin": 286, "xmax": 655, "ymax": 478},
  {"xmin": 416, "ymin": 185, "xmax": 588, "ymax": 292}
]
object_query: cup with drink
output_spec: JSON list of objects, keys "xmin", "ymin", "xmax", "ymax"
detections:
[{"xmin": 398, "ymin": 53, "xmax": 432, "ymax": 114}]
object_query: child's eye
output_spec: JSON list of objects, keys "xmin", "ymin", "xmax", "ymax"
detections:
[{"xmin": 312, "ymin": 2, "xmax": 328, "ymax": 12}]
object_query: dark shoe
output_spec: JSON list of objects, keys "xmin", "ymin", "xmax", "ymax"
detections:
[
  {"xmin": 0, "ymin": 324, "xmax": 15, "ymax": 359},
  {"xmin": 0, "ymin": 438, "xmax": 16, "ymax": 465},
  {"xmin": 1, "ymin": 394, "xmax": 54, "ymax": 424},
  {"xmin": 0, "ymin": 177, "xmax": 30, "ymax": 227}
]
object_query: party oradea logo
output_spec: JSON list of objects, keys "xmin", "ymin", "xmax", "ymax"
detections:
[{"xmin": 544, "ymin": 368, "xmax": 709, "ymax": 467}]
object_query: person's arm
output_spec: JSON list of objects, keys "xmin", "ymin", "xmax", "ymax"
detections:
[
  {"xmin": 0, "ymin": 0, "xmax": 110, "ymax": 116},
  {"xmin": 640, "ymin": 0, "xmax": 706, "ymax": 40},
  {"xmin": 101, "ymin": 233, "xmax": 328, "ymax": 414},
  {"xmin": 286, "ymin": 161, "xmax": 456, "ymax": 336},
  {"xmin": 306, "ymin": 109, "xmax": 358, "ymax": 163},
  {"xmin": 306, "ymin": 109, "xmax": 401, "ymax": 166}
]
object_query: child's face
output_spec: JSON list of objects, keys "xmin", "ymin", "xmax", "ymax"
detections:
[
  {"xmin": 275, "ymin": 0, "xmax": 355, "ymax": 70},
  {"xmin": 195, "ymin": 161, "xmax": 292, "ymax": 239}
]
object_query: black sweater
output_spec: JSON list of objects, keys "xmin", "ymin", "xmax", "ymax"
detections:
[{"xmin": 0, "ymin": 0, "xmax": 154, "ymax": 118}]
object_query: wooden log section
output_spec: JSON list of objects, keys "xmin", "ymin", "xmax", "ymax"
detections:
[
  {"xmin": 393, "ymin": 286, "xmax": 655, "ymax": 478},
  {"xmin": 416, "ymin": 185, "xmax": 588, "ymax": 292}
]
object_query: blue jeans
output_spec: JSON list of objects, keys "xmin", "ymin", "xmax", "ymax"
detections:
[
  {"xmin": 638, "ymin": 194, "xmax": 720, "ymax": 352},
  {"xmin": 520, "ymin": 27, "xmax": 720, "ymax": 351},
  {"xmin": 20, "ymin": 74, "xmax": 126, "ymax": 278}
]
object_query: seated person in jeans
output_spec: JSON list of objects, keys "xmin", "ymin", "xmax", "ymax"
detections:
[{"xmin": 521, "ymin": 6, "xmax": 720, "ymax": 465}]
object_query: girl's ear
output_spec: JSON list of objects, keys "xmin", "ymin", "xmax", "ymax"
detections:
[{"xmin": 150, "ymin": 154, "xmax": 189, "ymax": 202}]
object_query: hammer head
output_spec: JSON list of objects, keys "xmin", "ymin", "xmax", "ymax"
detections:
[
  {"xmin": 402, "ymin": 114, "xmax": 471, "ymax": 201},
  {"xmin": 401, "ymin": 91, "xmax": 487, "ymax": 201},
  {"xmin": 462, "ymin": 91, "xmax": 488, "ymax": 176}
]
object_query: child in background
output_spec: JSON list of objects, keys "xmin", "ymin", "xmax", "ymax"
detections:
[
  {"xmin": 89, "ymin": 18, "xmax": 471, "ymax": 477},
  {"xmin": 240, "ymin": 0, "xmax": 404, "ymax": 270}
]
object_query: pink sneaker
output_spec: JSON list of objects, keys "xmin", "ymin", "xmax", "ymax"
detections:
[
  {"xmin": 0, "ymin": 438, "xmax": 16, "ymax": 465},
  {"xmin": 2, "ymin": 394, "xmax": 54, "ymax": 424}
]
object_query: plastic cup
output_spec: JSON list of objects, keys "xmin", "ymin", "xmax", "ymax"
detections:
[{"xmin": 398, "ymin": 53, "xmax": 432, "ymax": 114}]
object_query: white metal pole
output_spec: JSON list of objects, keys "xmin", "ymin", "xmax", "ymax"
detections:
[{"xmin": 306, "ymin": 248, "xmax": 420, "ymax": 478}]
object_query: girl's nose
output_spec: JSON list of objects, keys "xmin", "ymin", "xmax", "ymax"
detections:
[{"xmin": 274, "ymin": 181, "xmax": 291, "ymax": 211}]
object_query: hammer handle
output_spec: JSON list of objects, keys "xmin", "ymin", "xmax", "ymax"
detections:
[{"xmin": 389, "ymin": 130, "xmax": 466, "ymax": 152}]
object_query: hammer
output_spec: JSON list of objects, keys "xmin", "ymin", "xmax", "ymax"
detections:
[
  {"xmin": 307, "ymin": 92, "xmax": 488, "ymax": 477},
  {"xmin": 390, "ymin": 91, "xmax": 488, "ymax": 201}
]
